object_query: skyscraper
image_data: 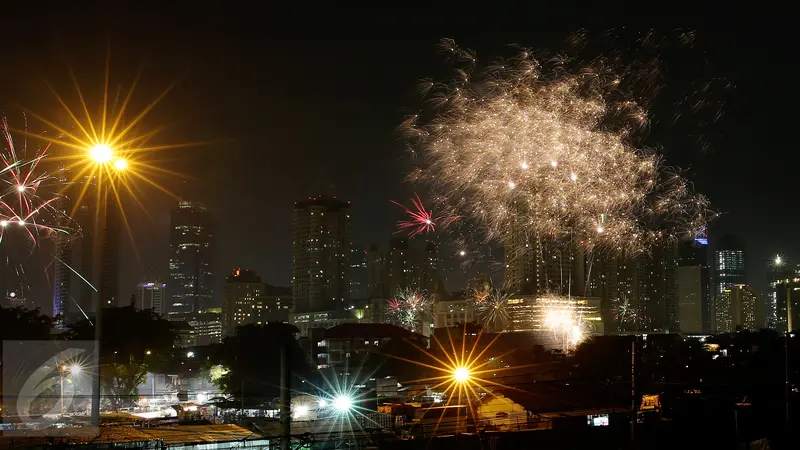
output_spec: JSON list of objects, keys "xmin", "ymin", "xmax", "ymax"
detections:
[
  {"xmin": 292, "ymin": 195, "xmax": 351, "ymax": 313},
  {"xmin": 713, "ymin": 235, "xmax": 746, "ymax": 332},
  {"xmin": 767, "ymin": 257, "xmax": 793, "ymax": 330},
  {"xmin": 348, "ymin": 245, "xmax": 368, "ymax": 300},
  {"xmin": 676, "ymin": 238, "xmax": 710, "ymax": 333},
  {"xmin": 222, "ymin": 268, "xmax": 264, "ymax": 335},
  {"xmin": 168, "ymin": 201, "xmax": 213, "ymax": 317},
  {"xmin": 134, "ymin": 281, "xmax": 166, "ymax": 315}
]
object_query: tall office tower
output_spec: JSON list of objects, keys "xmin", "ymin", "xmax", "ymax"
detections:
[
  {"xmin": 52, "ymin": 194, "xmax": 73, "ymax": 320},
  {"xmin": 713, "ymin": 235, "xmax": 746, "ymax": 332},
  {"xmin": 134, "ymin": 281, "xmax": 166, "ymax": 315},
  {"xmin": 168, "ymin": 201, "xmax": 213, "ymax": 318},
  {"xmin": 648, "ymin": 242, "xmax": 679, "ymax": 331},
  {"xmin": 676, "ymin": 238, "xmax": 710, "ymax": 333},
  {"xmin": 222, "ymin": 268, "xmax": 264, "ymax": 335},
  {"xmin": 348, "ymin": 245, "xmax": 368, "ymax": 300},
  {"xmin": 767, "ymin": 258, "xmax": 794, "ymax": 330},
  {"xmin": 292, "ymin": 195, "xmax": 351, "ymax": 313}
]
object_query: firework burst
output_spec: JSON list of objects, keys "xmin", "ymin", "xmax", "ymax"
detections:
[
  {"xmin": 610, "ymin": 296, "xmax": 639, "ymax": 329},
  {"xmin": 391, "ymin": 193, "xmax": 457, "ymax": 238},
  {"xmin": 532, "ymin": 295, "xmax": 599, "ymax": 352},
  {"xmin": 473, "ymin": 287, "xmax": 511, "ymax": 332},
  {"xmin": 384, "ymin": 288, "xmax": 432, "ymax": 333},
  {"xmin": 0, "ymin": 118, "xmax": 72, "ymax": 245},
  {"xmin": 404, "ymin": 39, "xmax": 715, "ymax": 257}
]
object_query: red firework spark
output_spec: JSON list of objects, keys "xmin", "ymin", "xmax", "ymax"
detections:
[
  {"xmin": 390, "ymin": 193, "xmax": 457, "ymax": 238},
  {"xmin": 0, "ymin": 118, "xmax": 64, "ymax": 245}
]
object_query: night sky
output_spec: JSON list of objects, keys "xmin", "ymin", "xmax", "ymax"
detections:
[{"xmin": 0, "ymin": 8, "xmax": 795, "ymax": 312}]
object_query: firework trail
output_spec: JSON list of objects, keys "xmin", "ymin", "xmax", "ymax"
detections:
[
  {"xmin": 391, "ymin": 193, "xmax": 457, "ymax": 239},
  {"xmin": 385, "ymin": 288, "xmax": 432, "ymax": 333},
  {"xmin": 0, "ymin": 118, "xmax": 71, "ymax": 245},
  {"xmin": 404, "ymin": 38, "xmax": 717, "ymax": 259}
]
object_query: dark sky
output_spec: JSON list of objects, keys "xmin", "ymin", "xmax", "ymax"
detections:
[{"xmin": 0, "ymin": 7, "xmax": 796, "ymax": 312}]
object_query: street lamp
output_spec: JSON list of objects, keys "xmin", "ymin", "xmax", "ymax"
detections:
[
  {"xmin": 89, "ymin": 144, "xmax": 113, "ymax": 163},
  {"xmin": 86, "ymin": 142, "xmax": 125, "ymax": 427},
  {"xmin": 453, "ymin": 367, "xmax": 470, "ymax": 383},
  {"xmin": 333, "ymin": 395, "xmax": 352, "ymax": 412},
  {"xmin": 59, "ymin": 364, "xmax": 83, "ymax": 415}
]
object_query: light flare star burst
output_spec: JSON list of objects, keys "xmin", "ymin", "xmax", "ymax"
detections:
[
  {"xmin": 389, "ymin": 325, "xmax": 533, "ymax": 434},
  {"xmin": 404, "ymin": 39, "xmax": 715, "ymax": 256},
  {"xmin": 19, "ymin": 55, "xmax": 194, "ymax": 258}
]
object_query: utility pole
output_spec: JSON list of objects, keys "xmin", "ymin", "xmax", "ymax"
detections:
[
  {"xmin": 280, "ymin": 343, "xmax": 292, "ymax": 450},
  {"xmin": 630, "ymin": 337, "xmax": 636, "ymax": 447}
]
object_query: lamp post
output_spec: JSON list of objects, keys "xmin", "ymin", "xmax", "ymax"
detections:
[
  {"xmin": 87, "ymin": 143, "xmax": 126, "ymax": 427},
  {"xmin": 59, "ymin": 364, "xmax": 82, "ymax": 416}
]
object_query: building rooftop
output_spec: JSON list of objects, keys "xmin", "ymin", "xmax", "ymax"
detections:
[
  {"xmin": 0, "ymin": 424, "xmax": 265, "ymax": 448},
  {"xmin": 324, "ymin": 323, "xmax": 417, "ymax": 339},
  {"xmin": 294, "ymin": 195, "xmax": 350, "ymax": 210}
]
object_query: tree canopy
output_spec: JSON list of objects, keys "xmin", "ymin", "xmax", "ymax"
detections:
[
  {"xmin": 0, "ymin": 306, "xmax": 53, "ymax": 341},
  {"xmin": 208, "ymin": 322, "xmax": 309, "ymax": 404},
  {"xmin": 67, "ymin": 306, "xmax": 178, "ymax": 409}
]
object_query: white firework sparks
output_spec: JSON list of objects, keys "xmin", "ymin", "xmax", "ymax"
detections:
[
  {"xmin": 473, "ymin": 286, "xmax": 511, "ymax": 332},
  {"xmin": 404, "ymin": 39, "xmax": 714, "ymax": 257}
]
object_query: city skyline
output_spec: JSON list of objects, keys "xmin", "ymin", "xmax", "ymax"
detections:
[{"xmin": 0, "ymin": 12, "xmax": 796, "ymax": 314}]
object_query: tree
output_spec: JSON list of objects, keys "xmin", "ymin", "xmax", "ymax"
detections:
[
  {"xmin": 209, "ymin": 322, "xmax": 309, "ymax": 405},
  {"xmin": 67, "ymin": 306, "xmax": 178, "ymax": 409},
  {"xmin": 0, "ymin": 306, "xmax": 53, "ymax": 341}
]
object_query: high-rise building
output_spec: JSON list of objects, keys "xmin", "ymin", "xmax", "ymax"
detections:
[
  {"xmin": 713, "ymin": 235, "xmax": 746, "ymax": 332},
  {"xmin": 134, "ymin": 281, "xmax": 166, "ymax": 315},
  {"xmin": 223, "ymin": 268, "xmax": 264, "ymax": 335},
  {"xmin": 168, "ymin": 201, "xmax": 213, "ymax": 318},
  {"xmin": 773, "ymin": 272, "xmax": 800, "ymax": 333},
  {"xmin": 676, "ymin": 238, "xmax": 710, "ymax": 333},
  {"xmin": 716, "ymin": 284, "xmax": 760, "ymax": 332},
  {"xmin": 366, "ymin": 238, "xmax": 439, "ymax": 298},
  {"xmin": 177, "ymin": 309, "xmax": 224, "ymax": 347},
  {"xmin": 768, "ymin": 257, "xmax": 794, "ymax": 330},
  {"xmin": 292, "ymin": 195, "xmax": 351, "ymax": 313},
  {"xmin": 349, "ymin": 245, "xmax": 368, "ymax": 300},
  {"xmin": 503, "ymin": 231, "xmax": 541, "ymax": 296}
]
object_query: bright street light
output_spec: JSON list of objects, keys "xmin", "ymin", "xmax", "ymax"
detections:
[
  {"xmin": 775, "ymin": 255, "xmax": 784, "ymax": 266},
  {"xmin": 89, "ymin": 144, "xmax": 113, "ymax": 163},
  {"xmin": 333, "ymin": 395, "xmax": 352, "ymax": 411},
  {"xmin": 114, "ymin": 159, "xmax": 128, "ymax": 171},
  {"xmin": 453, "ymin": 367, "xmax": 470, "ymax": 383}
]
